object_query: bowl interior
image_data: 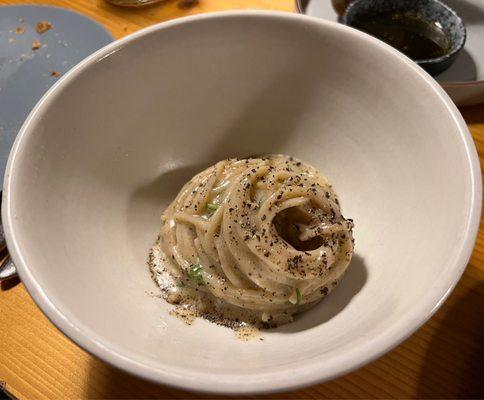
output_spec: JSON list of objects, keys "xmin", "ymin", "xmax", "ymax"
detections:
[{"xmin": 4, "ymin": 12, "xmax": 478, "ymax": 393}]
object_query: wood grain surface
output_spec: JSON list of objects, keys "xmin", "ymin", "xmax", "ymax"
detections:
[{"xmin": 1, "ymin": 1, "xmax": 483, "ymax": 399}]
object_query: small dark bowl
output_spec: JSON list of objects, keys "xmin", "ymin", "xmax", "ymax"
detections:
[{"xmin": 341, "ymin": 0, "xmax": 466, "ymax": 76}]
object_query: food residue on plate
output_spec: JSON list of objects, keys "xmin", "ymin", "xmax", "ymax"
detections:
[
  {"xmin": 36, "ymin": 21, "xmax": 52, "ymax": 34},
  {"xmin": 15, "ymin": 26, "xmax": 25, "ymax": 34},
  {"xmin": 50, "ymin": 71, "xmax": 60, "ymax": 77},
  {"xmin": 32, "ymin": 40, "xmax": 41, "ymax": 50},
  {"xmin": 169, "ymin": 304, "xmax": 263, "ymax": 341},
  {"xmin": 235, "ymin": 325, "xmax": 263, "ymax": 342},
  {"xmin": 169, "ymin": 305, "xmax": 197, "ymax": 326}
]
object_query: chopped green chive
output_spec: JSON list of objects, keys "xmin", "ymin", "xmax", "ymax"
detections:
[
  {"xmin": 205, "ymin": 203, "xmax": 219, "ymax": 217},
  {"xmin": 187, "ymin": 264, "xmax": 204, "ymax": 285},
  {"xmin": 207, "ymin": 203, "xmax": 219, "ymax": 211},
  {"xmin": 287, "ymin": 288, "xmax": 302, "ymax": 305}
]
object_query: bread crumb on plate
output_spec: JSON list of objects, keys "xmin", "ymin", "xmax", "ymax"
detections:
[
  {"xmin": 36, "ymin": 21, "xmax": 52, "ymax": 34},
  {"xmin": 32, "ymin": 40, "xmax": 41, "ymax": 50}
]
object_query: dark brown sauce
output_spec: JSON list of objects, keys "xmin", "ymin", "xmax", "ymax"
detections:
[{"xmin": 352, "ymin": 12, "xmax": 451, "ymax": 60}]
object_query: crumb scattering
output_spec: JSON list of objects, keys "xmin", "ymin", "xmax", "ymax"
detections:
[
  {"xmin": 36, "ymin": 21, "xmax": 52, "ymax": 34},
  {"xmin": 32, "ymin": 40, "xmax": 41, "ymax": 50},
  {"xmin": 235, "ymin": 325, "xmax": 262, "ymax": 341},
  {"xmin": 170, "ymin": 306, "xmax": 197, "ymax": 325},
  {"xmin": 15, "ymin": 26, "xmax": 25, "ymax": 34},
  {"xmin": 50, "ymin": 71, "xmax": 60, "ymax": 77}
]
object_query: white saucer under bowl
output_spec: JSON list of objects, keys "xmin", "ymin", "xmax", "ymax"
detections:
[{"xmin": 297, "ymin": 0, "xmax": 484, "ymax": 106}]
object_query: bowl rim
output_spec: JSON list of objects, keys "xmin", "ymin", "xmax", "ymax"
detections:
[
  {"xmin": 295, "ymin": 0, "xmax": 484, "ymax": 88},
  {"xmin": 2, "ymin": 10, "xmax": 482, "ymax": 395}
]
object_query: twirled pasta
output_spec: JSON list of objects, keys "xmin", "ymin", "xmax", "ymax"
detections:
[{"xmin": 149, "ymin": 155, "xmax": 354, "ymax": 328}]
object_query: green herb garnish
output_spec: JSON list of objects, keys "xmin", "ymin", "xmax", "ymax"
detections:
[
  {"xmin": 256, "ymin": 198, "xmax": 263, "ymax": 210},
  {"xmin": 207, "ymin": 203, "xmax": 218, "ymax": 211},
  {"xmin": 187, "ymin": 264, "xmax": 204, "ymax": 285},
  {"xmin": 205, "ymin": 203, "xmax": 219, "ymax": 217},
  {"xmin": 287, "ymin": 288, "xmax": 302, "ymax": 305}
]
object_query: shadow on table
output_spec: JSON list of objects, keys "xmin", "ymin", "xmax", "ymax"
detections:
[
  {"xmin": 0, "ymin": 276, "xmax": 20, "ymax": 291},
  {"xmin": 416, "ymin": 282, "xmax": 484, "ymax": 398},
  {"xmin": 84, "ymin": 357, "xmax": 323, "ymax": 399},
  {"xmin": 84, "ymin": 358, "xmax": 208, "ymax": 399},
  {"xmin": 460, "ymin": 104, "xmax": 484, "ymax": 125}
]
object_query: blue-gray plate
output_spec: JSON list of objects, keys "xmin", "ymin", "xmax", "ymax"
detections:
[{"xmin": 0, "ymin": 5, "xmax": 114, "ymax": 185}]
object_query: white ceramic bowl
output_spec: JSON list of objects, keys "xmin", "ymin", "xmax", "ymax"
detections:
[{"xmin": 2, "ymin": 11, "xmax": 481, "ymax": 394}]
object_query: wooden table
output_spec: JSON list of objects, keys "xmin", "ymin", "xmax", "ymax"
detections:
[{"xmin": 1, "ymin": 1, "xmax": 483, "ymax": 398}]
